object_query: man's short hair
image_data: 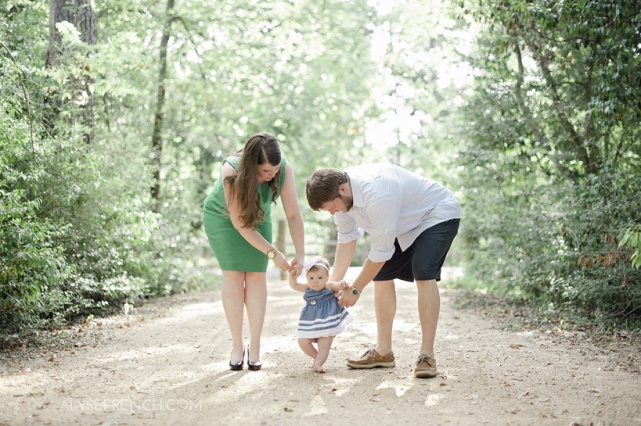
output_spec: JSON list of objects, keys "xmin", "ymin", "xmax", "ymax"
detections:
[{"xmin": 306, "ymin": 168, "xmax": 347, "ymax": 211}]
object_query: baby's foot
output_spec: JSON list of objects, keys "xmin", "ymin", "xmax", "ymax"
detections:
[{"xmin": 313, "ymin": 365, "xmax": 326, "ymax": 373}]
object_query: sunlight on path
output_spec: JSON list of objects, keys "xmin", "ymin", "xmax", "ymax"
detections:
[{"xmin": 1, "ymin": 266, "xmax": 639, "ymax": 426}]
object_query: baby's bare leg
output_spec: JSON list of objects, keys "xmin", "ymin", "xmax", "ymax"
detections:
[
  {"xmin": 298, "ymin": 338, "xmax": 318, "ymax": 365},
  {"xmin": 313, "ymin": 336, "xmax": 335, "ymax": 373}
]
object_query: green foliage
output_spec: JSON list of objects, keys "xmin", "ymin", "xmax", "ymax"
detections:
[
  {"xmin": 364, "ymin": 0, "xmax": 472, "ymax": 183},
  {"xmin": 93, "ymin": 0, "xmax": 382, "ymax": 274},
  {"xmin": 619, "ymin": 224, "xmax": 641, "ymax": 270},
  {"xmin": 1, "ymin": 0, "xmax": 374, "ymax": 336},
  {"xmin": 463, "ymin": 169, "xmax": 640, "ymax": 319},
  {"xmin": 0, "ymin": 27, "xmax": 66, "ymax": 330},
  {"xmin": 0, "ymin": 165, "xmax": 68, "ymax": 331},
  {"xmin": 465, "ymin": 0, "xmax": 641, "ymax": 178},
  {"xmin": 0, "ymin": 94, "xmax": 158, "ymax": 333},
  {"xmin": 0, "ymin": 1, "xmax": 209, "ymax": 335},
  {"xmin": 5, "ymin": 0, "xmax": 635, "ymax": 336},
  {"xmin": 456, "ymin": 0, "xmax": 641, "ymax": 326}
]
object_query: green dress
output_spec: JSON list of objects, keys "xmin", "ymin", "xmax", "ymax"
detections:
[{"xmin": 202, "ymin": 155, "xmax": 287, "ymax": 272}]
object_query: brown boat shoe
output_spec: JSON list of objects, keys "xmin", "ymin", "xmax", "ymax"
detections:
[
  {"xmin": 346, "ymin": 349, "xmax": 395, "ymax": 369},
  {"xmin": 414, "ymin": 353, "xmax": 437, "ymax": 378}
]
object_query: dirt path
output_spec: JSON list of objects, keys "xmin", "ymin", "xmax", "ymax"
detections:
[{"xmin": 1, "ymin": 269, "xmax": 640, "ymax": 426}]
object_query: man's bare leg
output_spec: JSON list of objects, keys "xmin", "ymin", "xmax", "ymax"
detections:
[
  {"xmin": 416, "ymin": 279, "xmax": 440, "ymax": 356},
  {"xmin": 374, "ymin": 280, "xmax": 396, "ymax": 356}
]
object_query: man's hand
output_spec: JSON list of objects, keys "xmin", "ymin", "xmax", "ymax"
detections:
[{"xmin": 338, "ymin": 289, "xmax": 359, "ymax": 308}]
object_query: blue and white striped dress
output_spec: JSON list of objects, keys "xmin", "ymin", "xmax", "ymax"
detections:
[{"xmin": 298, "ymin": 288, "xmax": 353, "ymax": 339}]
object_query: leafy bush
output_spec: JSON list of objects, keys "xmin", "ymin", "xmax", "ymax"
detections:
[
  {"xmin": 0, "ymin": 53, "xmax": 208, "ymax": 336},
  {"xmin": 0, "ymin": 120, "xmax": 207, "ymax": 335},
  {"xmin": 0, "ymin": 112, "xmax": 70, "ymax": 332},
  {"xmin": 455, "ymin": 0, "xmax": 641, "ymax": 327},
  {"xmin": 619, "ymin": 224, "xmax": 641, "ymax": 270},
  {"xmin": 461, "ymin": 166, "xmax": 641, "ymax": 325}
]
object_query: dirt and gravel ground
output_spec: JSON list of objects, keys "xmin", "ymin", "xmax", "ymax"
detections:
[{"xmin": 1, "ymin": 268, "xmax": 640, "ymax": 426}]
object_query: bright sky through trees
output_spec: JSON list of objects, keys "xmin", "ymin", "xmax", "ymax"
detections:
[{"xmin": 365, "ymin": 0, "xmax": 477, "ymax": 153}]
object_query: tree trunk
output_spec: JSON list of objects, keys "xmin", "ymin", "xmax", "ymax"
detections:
[
  {"xmin": 277, "ymin": 219, "xmax": 287, "ymax": 280},
  {"xmin": 513, "ymin": 43, "xmax": 576, "ymax": 183},
  {"xmin": 150, "ymin": 0, "xmax": 175, "ymax": 206},
  {"xmin": 46, "ymin": 0, "xmax": 97, "ymax": 144},
  {"xmin": 525, "ymin": 39, "xmax": 594, "ymax": 176}
]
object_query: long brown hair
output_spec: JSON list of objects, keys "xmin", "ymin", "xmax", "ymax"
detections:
[{"xmin": 225, "ymin": 132, "xmax": 282, "ymax": 229}]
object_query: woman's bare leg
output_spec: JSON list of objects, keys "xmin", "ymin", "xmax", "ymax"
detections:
[
  {"xmin": 221, "ymin": 270, "xmax": 246, "ymax": 364},
  {"xmin": 245, "ymin": 272, "xmax": 267, "ymax": 363}
]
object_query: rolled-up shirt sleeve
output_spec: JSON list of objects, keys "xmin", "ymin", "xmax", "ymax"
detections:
[{"xmin": 334, "ymin": 212, "xmax": 364, "ymax": 244}]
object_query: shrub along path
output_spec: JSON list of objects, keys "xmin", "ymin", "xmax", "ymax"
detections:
[{"xmin": 1, "ymin": 269, "xmax": 640, "ymax": 425}]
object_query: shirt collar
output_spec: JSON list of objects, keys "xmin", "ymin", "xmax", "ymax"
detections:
[{"xmin": 345, "ymin": 170, "xmax": 364, "ymax": 209}]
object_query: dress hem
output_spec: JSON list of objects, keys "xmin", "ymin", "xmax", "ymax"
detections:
[{"xmin": 297, "ymin": 314, "xmax": 353, "ymax": 339}]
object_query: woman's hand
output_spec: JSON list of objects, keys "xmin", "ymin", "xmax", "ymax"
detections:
[
  {"xmin": 273, "ymin": 250, "xmax": 292, "ymax": 272},
  {"xmin": 288, "ymin": 253, "xmax": 306, "ymax": 279}
]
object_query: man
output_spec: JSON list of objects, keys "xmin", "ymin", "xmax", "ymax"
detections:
[{"xmin": 306, "ymin": 164, "xmax": 460, "ymax": 378}]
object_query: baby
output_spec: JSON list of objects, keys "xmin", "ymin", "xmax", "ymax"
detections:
[{"xmin": 289, "ymin": 256, "xmax": 353, "ymax": 373}]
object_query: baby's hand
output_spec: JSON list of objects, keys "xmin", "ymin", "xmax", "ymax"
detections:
[
  {"xmin": 336, "ymin": 279, "xmax": 349, "ymax": 290},
  {"xmin": 329, "ymin": 279, "xmax": 348, "ymax": 291}
]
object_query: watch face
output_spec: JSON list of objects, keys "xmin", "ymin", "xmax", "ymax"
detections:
[{"xmin": 351, "ymin": 288, "xmax": 359, "ymax": 295}]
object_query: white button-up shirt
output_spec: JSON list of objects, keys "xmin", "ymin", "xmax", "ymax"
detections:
[{"xmin": 334, "ymin": 164, "xmax": 461, "ymax": 263}]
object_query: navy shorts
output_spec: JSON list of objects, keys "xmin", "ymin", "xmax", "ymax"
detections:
[{"xmin": 373, "ymin": 219, "xmax": 460, "ymax": 282}]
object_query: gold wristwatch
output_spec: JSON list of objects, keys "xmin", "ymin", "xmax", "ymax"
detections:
[{"xmin": 266, "ymin": 247, "xmax": 277, "ymax": 259}]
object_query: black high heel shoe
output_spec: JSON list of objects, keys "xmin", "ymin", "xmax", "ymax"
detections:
[
  {"xmin": 247, "ymin": 347, "xmax": 262, "ymax": 371},
  {"xmin": 229, "ymin": 347, "xmax": 244, "ymax": 371}
]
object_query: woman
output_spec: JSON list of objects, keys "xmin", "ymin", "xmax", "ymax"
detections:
[{"xmin": 203, "ymin": 132, "xmax": 305, "ymax": 371}]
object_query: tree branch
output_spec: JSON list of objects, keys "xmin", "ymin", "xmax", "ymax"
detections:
[
  {"xmin": 513, "ymin": 42, "xmax": 576, "ymax": 182},
  {"xmin": 1, "ymin": 40, "xmax": 35, "ymax": 155},
  {"xmin": 525, "ymin": 38, "xmax": 594, "ymax": 175}
]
